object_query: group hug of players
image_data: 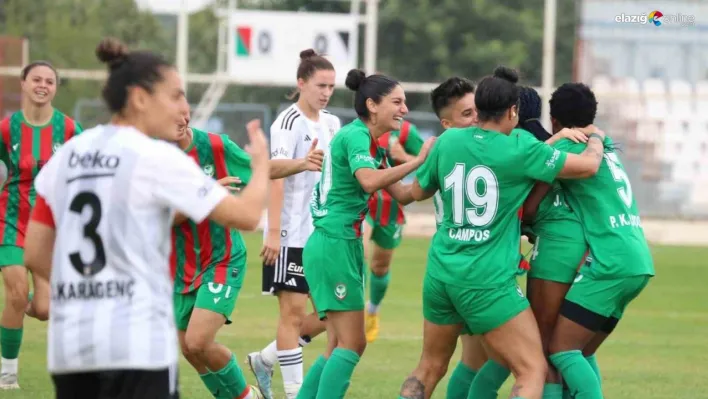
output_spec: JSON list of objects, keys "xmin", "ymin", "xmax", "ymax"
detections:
[{"xmin": 0, "ymin": 38, "xmax": 653, "ymax": 399}]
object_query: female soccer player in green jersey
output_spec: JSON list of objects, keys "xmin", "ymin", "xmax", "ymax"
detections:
[
  {"xmin": 0, "ymin": 61, "xmax": 82, "ymax": 390},
  {"xmin": 517, "ymin": 86, "xmax": 594, "ymax": 399},
  {"xmin": 169, "ymin": 110, "xmax": 264, "ymax": 399},
  {"xmin": 546, "ymin": 83, "xmax": 655, "ymax": 399},
  {"xmin": 398, "ymin": 66, "xmax": 609, "ymax": 399},
  {"xmin": 297, "ymin": 69, "xmax": 435, "ymax": 399}
]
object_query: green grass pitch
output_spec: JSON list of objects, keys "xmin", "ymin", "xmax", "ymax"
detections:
[{"xmin": 1, "ymin": 233, "xmax": 706, "ymax": 398}]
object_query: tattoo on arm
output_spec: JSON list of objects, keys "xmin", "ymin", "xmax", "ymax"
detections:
[
  {"xmin": 580, "ymin": 137, "xmax": 604, "ymax": 162},
  {"xmin": 510, "ymin": 383, "xmax": 523, "ymax": 397},
  {"xmin": 399, "ymin": 376, "xmax": 425, "ymax": 399}
]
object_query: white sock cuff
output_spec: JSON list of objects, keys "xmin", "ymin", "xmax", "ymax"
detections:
[
  {"xmin": 260, "ymin": 341, "xmax": 278, "ymax": 367},
  {"xmin": 277, "ymin": 347, "xmax": 303, "ymax": 366}
]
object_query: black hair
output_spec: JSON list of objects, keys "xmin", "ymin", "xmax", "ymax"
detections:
[
  {"xmin": 549, "ymin": 83, "xmax": 598, "ymax": 128},
  {"xmin": 287, "ymin": 49, "xmax": 335, "ymax": 100},
  {"xmin": 474, "ymin": 66, "xmax": 520, "ymax": 122},
  {"xmin": 96, "ymin": 37, "xmax": 173, "ymax": 113},
  {"xmin": 21, "ymin": 61, "xmax": 58, "ymax": 81},
  {"xmin": 430, "ymin": 77, "xmax": 476, "ymax": 117},
  {"xmin": 345, "ymin": 69, "xmax": 399, "ymax": 120},
  {"xmin": 517, "ymin": 86, "xmax": 551, "ymax": 141}
]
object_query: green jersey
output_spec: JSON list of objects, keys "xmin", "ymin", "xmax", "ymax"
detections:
[
  {"xmin": 368, "ymin": 121, "xmax": 424, "ymax": 226},
  {"xmin": 170, "ymin": 128, "xmax": 252, "ymax": 294},
  {"xmin": 513, "ymin": 130, "xmax": 584, "ymax": 242},
  {"xmin": 554, "ymin": 137, "xmax": 655, "ymax": 279},
  {"xmin": 0, "ymin": 109, "xmax": 82, "ymax": 247},
  {"xmin": 311, "ymin": 118, "xmax": 387, "ymax": 239},
  {"xmin": 416, "ymin": 127, "xmax": 567, "ymax": 288}
]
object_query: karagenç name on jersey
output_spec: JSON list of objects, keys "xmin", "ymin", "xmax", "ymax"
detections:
[
  {"xmin": 448, "ymin": 228, "xmax": 491, "ymax": 242},
  {"xmin": 52, "ymin": 280, "xmax": 135, "ymax": 302},
  {"xmin": 68, "ymin": 150, "xmax": 121, "ymax": 169}
]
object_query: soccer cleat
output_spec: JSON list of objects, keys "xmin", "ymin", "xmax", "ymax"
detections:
[
  {"xmin": 246, "ymin": 352, "xmax": 273, "ymax": 399},
  {"xmin": 365, "ymin": 311, "xmax": 381, "ymax": 343},
  {"xmin": 0, "ymin": 373, "xmax": 19, "ymax": 390}
]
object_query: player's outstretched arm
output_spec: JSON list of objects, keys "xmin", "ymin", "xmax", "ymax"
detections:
[
  {"xmin": 206, "ymin": 120, "xmax": 270, "ymax": 230},
  {"xmin": 556, "ymin": 130, "xmax": 605, "ymax": 179},
  {"xmin": 269, "ymin": 138, "xmax": 323, "ymax": 179},
  {"xmin": 355, "ymin": 137, "xmax": 436, "ymax": 194},
  {"xmin": 410, "ymin": 178, "xmax": 437, "ymax": 201},
  {"xmin": 384, "ymin": 181, "xmax": 416, "ymax": 205}
]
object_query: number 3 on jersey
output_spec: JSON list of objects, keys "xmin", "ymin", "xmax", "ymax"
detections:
[
  {"xmin": 69, "ymin": 192, "xmax": 106, "ymax": 277},
  {"xmin": 604, "ymin": 152, "xmax": 633, "ymax": 207},
  {"xmin": 444, "ymin": 163, "xmax": 499, "ymax": 226}
]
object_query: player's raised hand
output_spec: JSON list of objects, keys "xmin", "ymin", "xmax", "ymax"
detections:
[
  {"xmin": 579, "ymin": 124, "xmax": 605, "ymax": 140},
  {"xmin": 245, "ymin": 119, "xmax": 268, "ymax": 164},
  {"xmin": 303, "ymin": 137, "xmax": 324, "ymax": 171},
  {"xmin": 415, "ymin": 137, "xmax": 437, "ymax": 164},
  {"xmin": 217, "ymin": 176, "xmax": 242, "ymax": 193},
  {"xmin": 389, "ymin": 141, "xmax": 409, "ymax": 163}
]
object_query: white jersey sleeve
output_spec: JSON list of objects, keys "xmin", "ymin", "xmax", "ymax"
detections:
[
  {"xmin": 148, "ymin": 143, "xmax": 229, "ymax": 223},
  {"xmin": 270, "ymin": 108, "xmax": 302, "ymax": 160},
  {"xmin": 34, "ymin": 146, "xmax": 64, "ymax": 207}
]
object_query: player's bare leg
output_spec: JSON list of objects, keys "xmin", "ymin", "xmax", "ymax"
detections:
[
  {"xmin": 483, "ymin": 308, "xmax": 548, "ymax": 399},
  {"xmin": 25, "ymin": 272, "xmax": 50, "ymax": 321},
  {"xmin": 365, "ymin": 239, "xmax": 395, "ymax": 343},
  {"xmin": 527, "ymin": 278, "xmax": 571, "ymax": 389},
  {"xmin": 399, "ymin": 321, "xmax": 461, "ymax": 399},
  {"xmin": 0, "ymin": 266, "xmax": 29, "ymax": 390},
  {"xmin": 186, "ymin": 309, "xmax": 262, "ymax": 399}
]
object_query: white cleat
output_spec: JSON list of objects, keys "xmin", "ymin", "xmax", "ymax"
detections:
[
  {"xmin": 246, "ymin": 352, "xmax": 273, "ymax": 399},
  {"xmin": 0, "ymin": 373, "xmax": 19, "ymax": 390}
]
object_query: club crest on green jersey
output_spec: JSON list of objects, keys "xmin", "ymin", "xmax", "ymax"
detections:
[
  {"xmin": 53, "ymin": 143, "xmax": 61, "ymax": 153},
  {"xmin": 335, "ymin": 283, "xmax": 347, "ymax": 300},
  {"xmin": 203, "ymin": 164, "xmax": 214, "ymax": 177}
]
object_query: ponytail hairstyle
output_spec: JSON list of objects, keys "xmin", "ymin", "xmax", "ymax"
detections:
[
  {"xmin": 344, "ymin": 69, "xmax": 399, "ymax": 120},
  {"xmin": 287, "ymin": 49, "xmax": 335, "ymax": 100},
  {"xmin": 474, "ymin": 66, "xmax": 520, "ymax": 122}
]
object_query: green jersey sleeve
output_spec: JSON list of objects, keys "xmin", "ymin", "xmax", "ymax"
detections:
[
  {"xmin": 403, "ymin": 124, "xmax": 424, "ymax": 156},
  {"xmin": 347, "ymin": 131, "xmax": 378, "ymax": 175},
  {"xmin": 222, "ymin": 135, "xmax": 252, "ymax": 186},
  {"xmin": 519, "ymin": 134, "xmax": 567, "ymax": 183},
  {"xmin": 415, "ymin": 140, "xmax": 440, "ymax": 192}
]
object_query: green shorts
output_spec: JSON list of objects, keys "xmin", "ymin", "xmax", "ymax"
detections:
[
  {"xmin": 303, "ymin": 229, "xmax": 365, "ymax": 319},
  {"xmin": 365, "ymin": 215, "xmax": 403, "ymax": 250},
  {"xmin": 528, "ymin": 236, "xmax": 587, "ymax": 284},
  {"xmin": 565, "ymin": 266, "xmax": 651, "ymax": 320},
  {"xmin": 423, "ymin": 271, "xmax": 529, "ymax": 335},
  {"xmin": 0, "ymin": 246, "xmax": 24, "ymax": 267}
]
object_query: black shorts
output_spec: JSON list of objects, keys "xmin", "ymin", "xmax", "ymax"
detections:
[
  {"xmin": 262, "ymin": 247, "xmax": 309, "ymax": 295},
  {"xmin": 52, "ymin": 367, "xmax": 178, "ymax": 399}
]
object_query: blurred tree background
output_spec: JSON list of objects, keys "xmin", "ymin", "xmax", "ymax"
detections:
[{"xmin": 0, "ymin": 0, "xmax": 578, "ymax": 116}]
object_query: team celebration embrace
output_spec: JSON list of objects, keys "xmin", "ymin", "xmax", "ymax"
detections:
[{"xmin": 0, "ymin": 37, "xmax": 654, "ymax": 399}]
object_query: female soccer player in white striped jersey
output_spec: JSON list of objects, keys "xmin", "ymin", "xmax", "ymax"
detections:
[
  {"xmin": 22, "ymin": 37, "xmax": 269, "ymax": 399},
  {"xmin": 248, "ymin": 49, "xmax": 339, "ymax": 399}
]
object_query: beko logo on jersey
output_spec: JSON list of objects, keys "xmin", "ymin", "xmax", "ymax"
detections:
[{"xmin": 68, "ymin": 150, "xmax": 121, "ymax": 169}]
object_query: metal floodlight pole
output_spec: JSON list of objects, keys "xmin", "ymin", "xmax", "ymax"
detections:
[
  {"xmin": 177, "ymin": 0, "xmax": 190, "ymax": 94},
  {"xmin": 541, "ymin": 0, "xmax": 558, "ymax": 130},
  {"xmin": 364, "ymin": 0, "xmax": 379, "ymax": 75}
]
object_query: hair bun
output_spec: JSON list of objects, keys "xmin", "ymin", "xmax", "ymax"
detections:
[
  {"xmin": 345, "ymin": 69, "xmax": 366, "ymax": 91},
  {"xmin": 299, "ymin": 49, "xmax": 317, "ymax": 60},
  {"xmin": 493, "ymin": 66, "xmax": 519, "ymax": 84},
  {"xmin": 96, "ymin": 37, "xmax": 129, "ymax": 67}
]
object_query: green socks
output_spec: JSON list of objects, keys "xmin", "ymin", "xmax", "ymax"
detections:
[
  {"xmin": 200, "ymin": 371, "xmax": 230, "ymax": 398},
  {"xmin": 315, "ymin": 348, "xmax": 360, "ymax": 399},
  {"xmin": 467, "ymin": 359, "xmax": 510, "ymax": 399},
  {"xmin": 298, "ymin": 355, "xmax": 327, "ymax": 399},
  {"xmin": 368, "ymin": 270, "xmax": 391, "ymax": 310},
  {"xmin": 550, "ymin": 350, "xmax": 602, "ymax": 399},
  {"xmin": 446, "ymin": 361, "xmax": 477, "ymax": 399},
  {"xmin": 0, "ymin": 327, "xmax": 23, "ymax": 360},
  {"xmin": 543, "ymin": 383, "xmax": 563, "ymax": 399},
  {"xmin": 214, "ymin": 355, "xmax": 250, "ymax": 398},
  {"xmin": 585, "ymin": 354, "xmax": 601, "ymax": 387}
]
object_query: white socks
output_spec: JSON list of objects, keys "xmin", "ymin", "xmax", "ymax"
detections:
[
  {"xmin": 1, "ymin": 358, "xmax": 18, "ymax": 374},
  {"xmin": 278, "ymin": 348, "xmax": 303, "ymax": 398}
]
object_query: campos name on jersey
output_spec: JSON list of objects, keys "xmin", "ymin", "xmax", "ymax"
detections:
[
  {"xmin": 609, "ymin": 213, "xmax": 642, "ymax": 229},
  {"xmin": 52, "ymin": 279, "xmax": 135, "ymax": 302},
  {"xmin": 447, "ymin": 227, "xmax": 491, "ymax": 242}
]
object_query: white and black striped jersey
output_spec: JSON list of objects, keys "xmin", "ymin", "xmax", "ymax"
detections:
[
  {"xmin": 33, "ymin": 124, "xmax": 229, "ymax": 374},
  {"xmin": 264, "ymin": 104, "xmax": 341, "ymax": 247}
]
